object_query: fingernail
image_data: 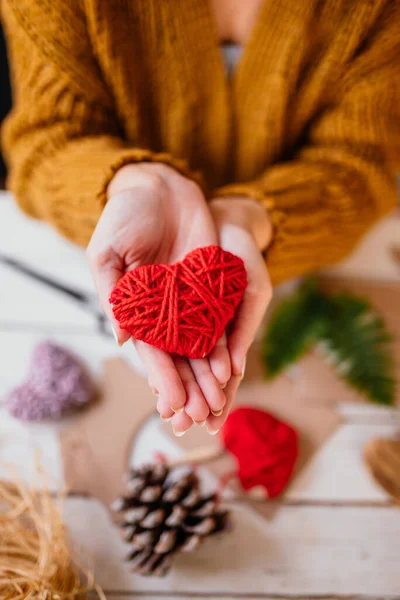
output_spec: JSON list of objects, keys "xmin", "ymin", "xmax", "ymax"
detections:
[
  {"xmin": 161, "ymin": 415, "xmax": 173, "ymax": 423},
  {"xmin": 172, "ymin": 406, "xmax": 184, "ymax": 414},
  {"xmin": 173, "ymin": 429, "xmax": 186, "ymax": 437},
  {"xmin": 211, "ymin": 409, "xmax": 223, "ymax": 417},
  {"xmin": 111, "ymin": 326, "xmax": 127, "ymax": 347},
  {"xmin": 194, "ymin": 419, "xmax": 207, "ymax": 427},
  {"xmin": 207, "ymin": 427, "xmax": 220, "ymax": 436},
  {"xmin": 248, "ymin": 485, "xmax": 268, "ymax": 500},
  {"xmin": 111, "ymin": 326, "xmax": 119, "ymax": 345},
  {"xmin": 241, "ymin": 356, "xmax": 247, "ymax": 380}
]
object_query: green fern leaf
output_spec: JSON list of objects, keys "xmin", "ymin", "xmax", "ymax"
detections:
[
  {"xmin": 262, "ymin": 279, "xmax": 330, "ymax": 378},
  {"xmin": 321, "ymin": 294, "xmax": 395, "ymax": 405},
  {"xmin": 261, "ymin": 280, "xmax": 396, "ymax": 405}
]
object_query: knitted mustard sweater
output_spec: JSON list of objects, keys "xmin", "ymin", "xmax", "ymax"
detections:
[{"xmin": 1, "ymin": 0, "xmax": 399, "ymax": 283}]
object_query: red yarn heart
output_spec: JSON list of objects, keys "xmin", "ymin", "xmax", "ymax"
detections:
[
  {"xmin": 222, "ymin": 407, "xmax": 298, "ymax": 498},
  {"xmin": 110, "ymin": 246, "xmax": 247, "ymax": 359}
]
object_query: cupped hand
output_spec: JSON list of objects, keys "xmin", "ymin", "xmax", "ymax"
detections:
[
  {"xmin": 205, "ymin": 196, "xmax": 273, "ymax": 434},
  {"xmin": 87, "ymin": 163, "xmax": 230, "ymax": 434}
]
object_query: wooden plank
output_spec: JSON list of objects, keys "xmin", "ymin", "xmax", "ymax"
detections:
[
  {"xmin": 0, "ymin": 263, "xmax": 96, "ymax": 330},
  {"xmin": 0, "ymin": 195, "xmax": 94, "ymax": 294},
  {"xmin": 0, "ymin": 331, "xmax": 143, "ymax": 487},
  {"xmin": 286, "ymin": 422, "xmax": 397, "ymax": 503},
  {"xmin": 0, "ymin": 409, "xmax": 63, "ymax": 488},
  {"xmin": 0, "ymin": 331, "xmax": 114, "ymax": 399},
  {"xmin": 339, "ymin": 402, "xmax": 400, "ymax": 425},
  {"xmin": 0, "ymin": 331, "xmax": 114, "ymax": 487},
  {"xmin": 1, "ymin": 408, "xmax": 395, "ymax": 503},
  {"xmin": 0, "ymin": 328, "xmax": 396, "ymax": 503},
  {"xmin": 0, "ymin": 331, "xmax": 145, "ymax": 401},
  {"xmin": 325, "ymin": 211, "xmax": 400, "ymax": 283},
  {"xmin": 63, "ymin": 498, "xmax": 400, "ymax": 596},
  {"xmin": 104, "ymin": 595, "xmax": 399, "ymax": 599},
  {"xmin": 0, "ymin": 198, "xmax": 98, "ymax": 329}
]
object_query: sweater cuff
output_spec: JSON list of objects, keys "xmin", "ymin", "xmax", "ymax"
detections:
[
  {"xmin": 212, "ymin": 181, "xmax": 291, "ymax": 283},
  {"xmin": 212, "ymin": 180, "xmax": 351, "ymax": 286},
  {"xmin": 212, "ymin": 181, "xmax": 285, "ymax": 231},
  {"xmin": 99, "ymin": 148, "xmax": 206, "ymax": 206}
]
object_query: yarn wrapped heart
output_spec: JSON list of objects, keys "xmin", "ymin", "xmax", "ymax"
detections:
[
  {"xmin": 110, "ymin": 245, "xmax": 247, "ymax": 359},
  {"xmin": 4, "ymin": 341, "xmax": 94, "ymax": 421},
  {"xmin": 222, "ymin": 407, "xmax": 298, "ymax": 498}
]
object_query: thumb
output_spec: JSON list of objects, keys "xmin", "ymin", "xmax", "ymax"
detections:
[{"xmin": 87, "ymin": 247, "xmax": 131, "ymax": 346}]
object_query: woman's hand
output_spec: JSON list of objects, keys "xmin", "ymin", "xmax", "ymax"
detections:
[
  {"xmin": 87, "ymin": 163, "xmax": 230, "ymax": 434},
  {"xmin": 205, "ymin": 196, "xmax": 273, "ymax": 433}
]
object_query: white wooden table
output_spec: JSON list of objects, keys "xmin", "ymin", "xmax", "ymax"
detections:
[{"xmin": 1, "ymin": 192, "xmax": 400, "ymax": 599}]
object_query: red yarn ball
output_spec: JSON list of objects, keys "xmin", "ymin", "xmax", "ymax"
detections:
[
  {"xmin": 110, "ymin": 246, "xmax": 247, "ymax": 359},
  {"xmin": 222, "ymin": 407, "xmax": 298, "ymax": 498}
]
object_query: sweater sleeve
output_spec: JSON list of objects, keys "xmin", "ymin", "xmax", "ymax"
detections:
[
  {"xmin": 214, "ymin": 7, "xmax": 400, "ymax": 285},
  {"xmin": 1, "ymin": 0, "xmax": 200, "ymax": 246}
]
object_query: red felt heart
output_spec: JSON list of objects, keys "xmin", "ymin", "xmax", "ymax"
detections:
[
  {"xmin": 110, "ymin": 246, "xmax": 247, "ymax": 359},
  {"xmin": 222, "ymin": 407, "xmax": 298, "ymax": 498}
]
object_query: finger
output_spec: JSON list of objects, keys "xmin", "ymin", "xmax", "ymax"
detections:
[
  {"xmin": 87, "ymin": 245, "xmax": 131, "ymax": 345},
  {"xmin": 170, "ymin": 410, "xmax": 194, "ymax": 437},
  {"xmin": 228, "ymin": 282, "xmax": 271, "ymax": 376},
  {"xmin": 213, "ymin": 216, "xmax": 272, "ymax": 376},
  {"xmin": 173, "ymin": 358, "xmax": 210, "ymax": 423},
  {"xmin": 208, "ymin": 333, "xmax": 231, "ymax": 387},
  {"xmin": 189, "ymin": 358, "xmax": 226, "ymax": 416},
  {"xmin": 156, "ymin": 398, "xmax": 174, "ymax": 422},
  {"xmin": 135, "ymin": 341, "xmax": 186, "ymax": 413},
  {"xmin": 227, "ymin": 244, "xmax": 272, "ymax": 376},
  {"xmin": 206, "ymin": 375, "xmax": 242, "ymax": 435}
]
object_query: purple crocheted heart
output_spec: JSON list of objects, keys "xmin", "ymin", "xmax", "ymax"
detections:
[{"xmin": 5, "ymin": 341, "xmax": 94, "ymax": 421}]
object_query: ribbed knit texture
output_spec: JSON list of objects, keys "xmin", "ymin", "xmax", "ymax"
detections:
[{"xmin": 1, "ymin": 0, "xmax": 399, "ymax": 284}]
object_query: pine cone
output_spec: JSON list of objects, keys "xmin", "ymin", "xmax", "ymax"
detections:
[{"xmin": 111, "ymin": 463, "xmax": 229, "ymax": 576}]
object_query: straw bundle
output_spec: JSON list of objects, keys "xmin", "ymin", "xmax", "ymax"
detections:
[{"xmin": 0, "ymin": 476, "xmax": 105, "ymax": 600}]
